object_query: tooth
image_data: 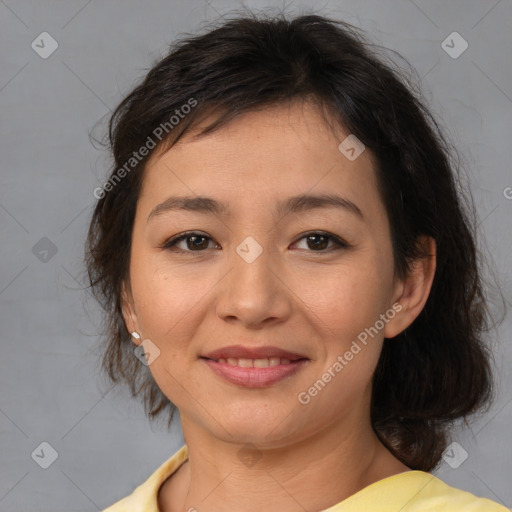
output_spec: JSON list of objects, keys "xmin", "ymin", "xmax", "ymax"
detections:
[
  {"xmin": 220, "ymin": 357, "xmax": 295, "ymax": 367},
  {"xmin": 253, "ymin": 358, "xmax": 270, "ymax": 368}
]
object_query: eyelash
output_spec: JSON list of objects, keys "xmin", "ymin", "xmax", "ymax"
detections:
[{"xmin": 160, "ymin": 231, "xmax": 349, "ymax": 254}]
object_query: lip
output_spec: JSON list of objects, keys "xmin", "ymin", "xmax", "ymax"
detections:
[
  {"xmin": 202, "ymin": 344, "xmax": 307, "ymax": 361},
  {"xmin": 202, "ymin": 358, "xmax": 309, "ymax": 388}
]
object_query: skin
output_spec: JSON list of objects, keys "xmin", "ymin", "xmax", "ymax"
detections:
[{"xmin": 121, "ymin": 100, "xmax": 436, "ymax": 512}]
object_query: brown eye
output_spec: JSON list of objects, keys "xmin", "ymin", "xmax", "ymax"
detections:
[
  {"xmin": 293, "ymin": 232, "xmax": 348, "ymax": 252},
  {"xmin": 306, "ymin": 234, "xmax": 329, "ymax": 250},
  {"xmin": 162, "ymin": 232, "xmax": 219, "ymax": 252}
]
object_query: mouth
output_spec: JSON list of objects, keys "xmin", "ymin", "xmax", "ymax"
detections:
[
  {"xmin": 200, "ymin": 356, "xmax": 308, "ymax": 367},
  {"xmin": 199, "ymin": 345, "xmax": 309, "ymax": 387},
  {"xmin": 201, "ymin": 344, "xmax": 308, "ymax": 362}
]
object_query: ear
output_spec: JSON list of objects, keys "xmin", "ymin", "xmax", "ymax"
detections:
[
  {"xmin": 121, "ymin": 280, "xmax": 141, "ymax": 345},
  {"xmin": 384, "ymin": 235, "xmax": 436, "ymax": 339}
]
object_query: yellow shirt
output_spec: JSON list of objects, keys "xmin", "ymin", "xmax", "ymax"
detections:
[{"xmin": 103, "ymin": 445, "xmax": 510, "ymax": 511}]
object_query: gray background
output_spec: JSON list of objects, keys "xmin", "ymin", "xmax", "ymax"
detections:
[{"xmin": 1, "ymin": 0, "xmax": 511, "ymax": 510}]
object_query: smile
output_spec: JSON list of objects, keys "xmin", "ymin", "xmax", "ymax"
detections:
[{"xmin": 200, "ymin": 357, "xmax": 309, "ymax": 387}]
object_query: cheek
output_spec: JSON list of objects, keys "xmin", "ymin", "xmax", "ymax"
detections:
[
  {"xmin": 129, "ymin": 261, "xmax": 206, "ymax": 405},
  {"xmin": 294, "ymin": 260, "xmax": 390, "ymax": 340},
  {"xmin": 294, "ymin": 268, "xmax": 387, "ymax": 413},
  {"xmin": 293, "ymin": 260, "xmax": 391, "ymax": 396},
  {"xmin": 130, "ymin": 243, "xmax": 212, "ymax": 320}
]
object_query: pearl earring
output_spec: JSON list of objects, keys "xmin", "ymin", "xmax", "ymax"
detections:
[{"xmin": 131, "ymin": 331, "xmax": 141, "ymax": 340}]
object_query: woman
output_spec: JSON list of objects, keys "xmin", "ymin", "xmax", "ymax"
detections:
[{"xmin": 87, "ymin": 11, "xmax": 509, "ymax": 512}]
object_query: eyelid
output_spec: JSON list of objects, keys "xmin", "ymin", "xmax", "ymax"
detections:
[
  {"xmin": 291, "ymin": 231, "xmax": 349, "ymax": 252},
  {"xmin": 160, "ymin": 231, "xmax": 218, "ymax": 251}
]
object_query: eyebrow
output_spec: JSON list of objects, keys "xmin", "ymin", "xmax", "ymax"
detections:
[{"xmin": 147, "ymin": 193, "xmax": 364, "ymax": 223}]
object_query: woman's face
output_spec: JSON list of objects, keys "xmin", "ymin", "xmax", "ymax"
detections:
[{"xmin": 123, "ymin": 101, "xmax": 407, "ymax": 447}]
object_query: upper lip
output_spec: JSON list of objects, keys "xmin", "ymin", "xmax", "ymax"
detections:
[{"xmin": 202, "ymin": 345, "xmax": 307, "ymax": 361}]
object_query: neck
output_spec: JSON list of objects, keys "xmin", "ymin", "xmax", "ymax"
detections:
[{"xmin": 160, "ymin": 413, "xmax": 410, "ymax": 512}]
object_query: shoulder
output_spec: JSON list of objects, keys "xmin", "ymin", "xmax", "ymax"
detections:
[
  {"xmin": 404, "ymin": 472, "xmax": 510, "ymax": 512},
  {"xmin": 328, "ymin": 470, "xmax": 509, "ymax": 512},
  {"xmin": 102, "ymin": 445, "xmax": 189, "ymax": 512}
]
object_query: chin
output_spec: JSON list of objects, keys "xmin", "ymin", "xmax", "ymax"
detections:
[{"xmin": 213, "ymin": 409, "xmax": 307, "ymax": 447}]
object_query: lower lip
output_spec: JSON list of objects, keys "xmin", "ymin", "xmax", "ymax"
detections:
[{"xmin": 201, "ymin": 358, "xmax": 308, "ymax": 388}]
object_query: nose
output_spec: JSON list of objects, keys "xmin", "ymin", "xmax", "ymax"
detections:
[{"xmin": 215, "ymin": 238, "xmax": 292, "ymax": 328}]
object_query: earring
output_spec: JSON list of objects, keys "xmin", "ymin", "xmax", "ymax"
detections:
[{"xmin": 131, "ymin": 331, "xmax": 141, "ymax": 340}]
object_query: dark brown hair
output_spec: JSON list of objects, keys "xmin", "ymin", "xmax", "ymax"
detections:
[{"xmin": 86, "ymin": 11, "xmax": 498, "ymax": 471}]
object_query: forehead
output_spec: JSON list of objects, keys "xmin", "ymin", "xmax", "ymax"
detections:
[{"xmin": 138, "ymin": 101, "xmax": 384, "ymax": 225}]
